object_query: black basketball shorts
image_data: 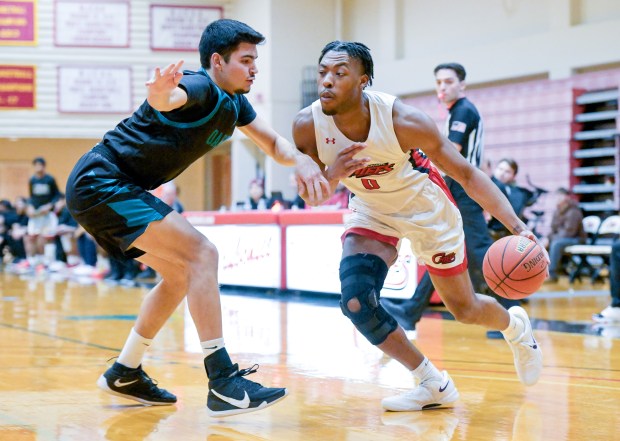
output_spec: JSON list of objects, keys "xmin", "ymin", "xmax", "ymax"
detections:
[{"xmin": 65, "ymin": 146, "xmax": 173, "ymax": 259}]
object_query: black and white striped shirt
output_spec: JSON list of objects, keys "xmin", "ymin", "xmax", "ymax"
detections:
[{"xmin": 444, "ymin": 97, "xmax": 483, "ymax": 168}]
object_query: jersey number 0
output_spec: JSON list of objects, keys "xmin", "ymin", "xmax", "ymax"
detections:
[{"xmin": 361, "ymin": 178, "xmax": 380, "ymax": 190}]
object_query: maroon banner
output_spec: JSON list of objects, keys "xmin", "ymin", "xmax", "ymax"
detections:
[
  {"xmin": 0, "ymin": 65, "xmax": 35, "ymax": 109},
  {"xmin": 0, "ymin": 0, "xmax": 36, "ymax": 45}
]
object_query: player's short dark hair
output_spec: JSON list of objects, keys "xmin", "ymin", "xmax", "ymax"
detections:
[
  {"xmin": 199, "ymin": 19, "xmax": 265, "ymax": 69},
  {"xmin": 434, "ymin": 62, "xmax": 467, "ymax": 81},
  {"xmin": 32, "ymin": 156, "xmax": 46, "ymax": 166},
  {"xmin": 319, "ymin": 41, "xmax": 374, "ymax": 87}
]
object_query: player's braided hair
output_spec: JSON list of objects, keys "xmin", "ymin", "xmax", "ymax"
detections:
[{"xmin": 319, "ymin": 41, "xmax": 374, "ymax": 87}]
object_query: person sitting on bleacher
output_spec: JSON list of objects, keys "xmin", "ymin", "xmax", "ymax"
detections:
[{"xmin": 542, "ymin": 188, "xmax": 586, "ymax": 283}]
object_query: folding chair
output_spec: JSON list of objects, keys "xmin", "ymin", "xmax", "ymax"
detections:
[{"xmin": 564, "ymin": 215, "xmax": 620, "ymax": 284}]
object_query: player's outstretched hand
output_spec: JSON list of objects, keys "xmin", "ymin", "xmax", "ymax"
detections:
[
  {"xmin": 325, "ymin": 142, "xmax": 370, "ymax": 182},
  {"xmin": 146, "ymin": 60, "xmax": 184, "ymax": 93},
  {"xmin": 295, "ymin": 154, "xmax": 330, "ymax": 204}
]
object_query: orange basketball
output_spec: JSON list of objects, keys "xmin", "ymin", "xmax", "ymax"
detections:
[{"xmin": 482, "ymin": 235, "xmax": 548, "ymax": 300}]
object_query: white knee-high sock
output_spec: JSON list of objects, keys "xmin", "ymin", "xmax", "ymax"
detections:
[
  {"xmin": 117, "ymin": 328, "xmax": 153, "ymax": 369},
  {"xmin": 201, "ymin": 338, "xmax": 225, "ymax": 358}
]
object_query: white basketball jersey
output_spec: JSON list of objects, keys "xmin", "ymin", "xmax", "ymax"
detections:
[{"xmin": 312, "ymin": 91, "xmax": 444, "ymax": 215}]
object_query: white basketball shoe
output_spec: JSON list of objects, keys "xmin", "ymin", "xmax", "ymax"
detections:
[
  {"xmin": 381, "ymin": 370, "xmax": 459, "ymax": 412},
  {"xmin": 505, "ymin": 306, "xmax": 543, "ymax": 386}
]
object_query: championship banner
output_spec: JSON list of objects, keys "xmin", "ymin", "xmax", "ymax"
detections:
[
  {"xmin": 0, "ymin": 65, "xmax": 35, "ymax": 109},
  {"xmin": 0, "ymin": 0, "xmax": 37, "ymax": 46}
]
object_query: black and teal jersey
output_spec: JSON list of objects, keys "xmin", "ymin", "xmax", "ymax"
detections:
[{"xmin": 100, "ymin": 68, "xmax": 256, "ymax": 190}]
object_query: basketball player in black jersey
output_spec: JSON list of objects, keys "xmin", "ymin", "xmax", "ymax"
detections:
[
  {"xmin": 381, "ymin": 63, "xmax": 520, "ymax": 340},
  {"xmin": 66, "ymin": 19, "xmax": 328, "ymax": 417}
]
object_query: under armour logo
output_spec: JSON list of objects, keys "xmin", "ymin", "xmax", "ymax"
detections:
[{"xmin": 325, "ymin": 138, "xmax": 336, "ymax": 144}]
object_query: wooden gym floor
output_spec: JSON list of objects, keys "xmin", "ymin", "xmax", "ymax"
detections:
[{"xmin": 0, "ymin": 271, "xmax": 618, "ymax": 441}]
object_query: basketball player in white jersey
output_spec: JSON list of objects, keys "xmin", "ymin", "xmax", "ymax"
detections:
[{"xmin": 292, "ymin": 41, "xmax": 545, "ymax": 411}]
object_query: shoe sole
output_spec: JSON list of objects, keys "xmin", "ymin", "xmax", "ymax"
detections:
[
  {"xmin": 96, "ymin": 375, "xmax": 176, "ymax": 406},
  {"xmin": 207, "ymin": 389, "xmax": 289, "ymax": 417},
  {"xmin": 382, "ymin": 388, "xmax": 460, "ymax": 412}
]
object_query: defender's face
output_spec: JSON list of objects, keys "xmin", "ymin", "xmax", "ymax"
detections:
[
  {"xmin": 317, "ymin": 51, "xmax": 368, "ymax": 116},
  {"xmin": 435, "ymin": 68, "xmax": 464, "ymax": 106},
  {"xmin": 220, "ymin": 42, "xmax": 258, "ymax": 94}
]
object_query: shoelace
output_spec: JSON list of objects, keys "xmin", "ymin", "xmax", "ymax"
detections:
[{"xmin": 230, "ymin": 364, "xmax": 259, "ymax": 378}]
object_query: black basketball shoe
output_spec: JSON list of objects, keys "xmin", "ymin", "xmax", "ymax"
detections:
[
  {"xmin": 97, "ymin": 362, "xmax": 177, "ymax": 406},
  {"xmin": 205, "ymin": 349, "xmax": 287, "ymax": 417}
]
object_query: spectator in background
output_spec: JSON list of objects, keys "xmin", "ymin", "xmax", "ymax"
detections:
[
  {"xmin": 542, "ymin": 188, "xmax": 585, "ymax": 283},
  {"xmin": 287, "ymin": 173, "xmax": 306, "ymax": 209},
  {"xmin": 4, "ymin": 197, "xmax": 29, "ymax": 268},
  {"xmin": 488, "ymin": 158, "xmax": 533, "ymax": 240},
  {"xmin": 54, "ymin": 193, "xmax": 79, "ymax": 267},
  {"xmin": 592, "ymin": 240, "xmax": 620, "ymax": 323},
  {"xmin": 0, "ymin": 200, "xmax": 12, "ymax": 264},
  {"xmin": 157, "ymin": 181, "xmax": 184, "ymax": 213},
  {"xmin": 74, "ymin": 225, "xmax": 98, "ymax": 270},
  {"xmin": 321, "ymin": 183, "xmax": 350, "ymax": 209},
  {"xmin": 25, "ymin": 157, "xmax": 61, "ymax": 268},
  {"xmin": 104, "ymin": 253, "xmax": 139, "ymax": 286},
  {"xmin": 244, "ymin": 178, "xmax": 268, "ymax": 210},
  {"xmin": 267, "ymin": 190, "xmax": 288, "ymax": 211}
]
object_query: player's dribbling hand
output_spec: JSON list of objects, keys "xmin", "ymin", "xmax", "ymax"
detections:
[
  {"xmin": 294, "ymin": 154, "xmax": 330, "ymax": 204},
  {"xmin": 325, "ymin": 143, "xmax": 371, "ymax": 182},
  {"xmin": 518, "ymin": 230, "xmax": 551, "ymax": 266}
]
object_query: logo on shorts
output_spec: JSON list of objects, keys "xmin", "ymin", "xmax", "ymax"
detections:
[{"xmin": 432, "ymin": 252, "xmax": 456, "ymax": 265}]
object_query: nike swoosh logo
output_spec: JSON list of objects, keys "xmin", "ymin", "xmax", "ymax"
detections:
[
  {"xmin": 203, "ymin": 346, "xmax": 218, "ymax": 350},
  {"xmin": 439, "ymin": 380, "xmax": 450, "ymax": 393},
  {"xmin": 211, "ymin": 389, "xmax": 250, "ymax": 409},
  {"xmin": 114, "ymin": 379, "xmax": 139, "ymax": 388}
]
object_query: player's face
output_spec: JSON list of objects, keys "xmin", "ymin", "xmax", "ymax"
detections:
[
  {"xmin": 220, "ymin": 42, "xmax": 258, "ymax": 94},
  {"xmin": 317, "ymin": 51, "xmax": 368, "ymax": 116},
  {"xmin": 493, "ymin": 161, "xmax": 516, "ymax": 184},
  {"xmin": 435, "ymin": 68, "xmax": 465, "ymax": 106}
]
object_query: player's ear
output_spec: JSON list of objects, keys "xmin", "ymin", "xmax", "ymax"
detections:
[
  {"xmin": 211, "ymin": 53, "xmax": 223, "ymax": 70},
  {"xmin": 360, "ymin": 74, "xmax": 369, "ymax": 89}
]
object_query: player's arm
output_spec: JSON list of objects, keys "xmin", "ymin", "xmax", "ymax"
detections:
[
  {"xmin": 393, "ymin": 100, "xmax": 530, "ymax": 238},
  {"xmin": 291, "ymin": 107, "xmax": 370, "ymax": 206},
  {"xmin": 290, "ymin": 107, "xmax": 333, "ymax": 206},
  {"xmin": 146, "ymin": 60, "xmax": 188, "ymax": 112},
  {"xmin": 240, "ymin": 113, "xmax": 329, "ymax": 204}
]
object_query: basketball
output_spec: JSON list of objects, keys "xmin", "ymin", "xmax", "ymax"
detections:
[{"xmin": 483, "ymin": 235, "xmax": 548, "ymax": 299}]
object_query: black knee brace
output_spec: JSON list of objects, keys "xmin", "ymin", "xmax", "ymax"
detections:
[{"xmin": 339, "ymin": 253, "xmax": 397, "ymax": 345}]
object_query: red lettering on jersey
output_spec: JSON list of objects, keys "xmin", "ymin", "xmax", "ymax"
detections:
[
  {"xmin": 350, "ymin": 163, "xmax": 395, "ymax": 178},
  {"xmin": 432, "ymin": 252, "xmax": 456, "ymax": 265},
  {"xmin": 325, "ymin": 138, "xmax": 336, "ymax": 144}
]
